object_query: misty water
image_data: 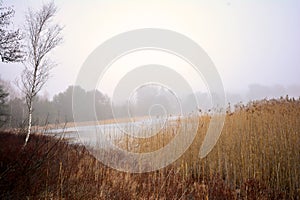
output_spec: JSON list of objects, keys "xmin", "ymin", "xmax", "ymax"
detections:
[{"xmin": 48, "ymin": 116, "xmax": 184, "ymax": 149}]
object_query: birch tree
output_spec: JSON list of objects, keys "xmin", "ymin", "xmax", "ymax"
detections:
[{"xmin": 21, "ymin": 2, "xmax": 63, "ymax": 146}]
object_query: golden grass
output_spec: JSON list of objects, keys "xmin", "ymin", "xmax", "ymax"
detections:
[
  {"xmin": 1, "ymin": 97, "xmax": 299, "ymax": 199},
  {"xmin": 116, "ymin": 97, "xmax": 300, "ymax": 198},
  {"xmin": 34, "ymin": 116, "xmax": 152, "ymax": 131}
]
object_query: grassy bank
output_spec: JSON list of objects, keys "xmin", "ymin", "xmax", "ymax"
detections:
[{"xmin": 0, "ymin": 98, "xmax": 299, "ymax": 199}]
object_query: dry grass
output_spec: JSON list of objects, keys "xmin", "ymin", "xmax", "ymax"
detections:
[
  {"xmin": 0, "ymin": 97, "xmax": 299, "ymax": 199},
  {"xmin": 35, "ymin": 116, "xmax": 151, "ymax": 130}
]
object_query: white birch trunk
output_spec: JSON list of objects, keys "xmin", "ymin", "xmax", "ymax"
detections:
[{"xmin": 24, "ymin": 102, "xmax": 32, "ymax": 147}]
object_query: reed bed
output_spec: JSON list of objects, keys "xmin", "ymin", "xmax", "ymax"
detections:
[{"xmin": 0, "ymin": 98, "xmax": 299, "ymax": 199}]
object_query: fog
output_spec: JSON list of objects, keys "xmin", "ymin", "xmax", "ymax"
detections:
[
  {"xmin": 0, "ymin": 0, "xmax": 299, "ymax": 100},
  {"xmin": 0, "ymin": 0, "xmax": 299, "ymax": 127}
]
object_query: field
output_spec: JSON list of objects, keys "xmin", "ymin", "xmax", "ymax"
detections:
[{"xmin": 0, "ymin": 98, "xmax": 299, "ymax": 199}]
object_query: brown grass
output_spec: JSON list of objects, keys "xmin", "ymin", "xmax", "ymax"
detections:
[
  {"xmin": 35, "ymin": 116, "xmax": 151, "ymax": 130},
  {"xmin": 0, "ymin": 97, "xmax": 299, "ymax": 199}
]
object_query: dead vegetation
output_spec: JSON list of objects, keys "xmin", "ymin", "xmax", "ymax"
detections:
[{"xmin": 0, "ymin": 98, "xmax": 299, "ymax": 199}]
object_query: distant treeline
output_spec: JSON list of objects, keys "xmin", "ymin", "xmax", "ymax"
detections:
[
  {"xmin": 2, "ymin": 81, "xmax": 299, "ymax": 129},
  {"xmin": 2, "ymin": 85, "xmax": 196, "ymax": 128},
  {"xmin": 2, "ymin": 84, "xmax": 207, "ymax": 128},
  {"xmin": 5, "ymin": 86, "xmax": 113, "ymax": 128}
]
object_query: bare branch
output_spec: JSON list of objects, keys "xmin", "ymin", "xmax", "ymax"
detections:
[
  {"xmin": 20, "ymin": 2, "xmax": 63, "ymax": 146},
  {"xmin": 0, "ymin": 2, "xmax": 24, "ymax": 62}
]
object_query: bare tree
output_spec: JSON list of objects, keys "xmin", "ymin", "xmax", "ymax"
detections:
[
  {"xmin": 21, "ymin": 2, "xmax": 63, "ymax": 146},
  {"xmin": 0, "ymin": 1, "xmax": 24, "ymax": 62}
]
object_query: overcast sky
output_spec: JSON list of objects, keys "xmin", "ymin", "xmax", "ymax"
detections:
[{"xmin": 1, "ymin": 0, "xmax": 300, "ymax": 100}]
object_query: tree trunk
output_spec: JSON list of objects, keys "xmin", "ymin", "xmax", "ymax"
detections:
[
  {"xmin": 24, "ymin": 102, "xmax": 32, "ymax": 147},
  {"xmin": 21, "ymin": 2, "xmax": 62, "ymax": 147}
]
